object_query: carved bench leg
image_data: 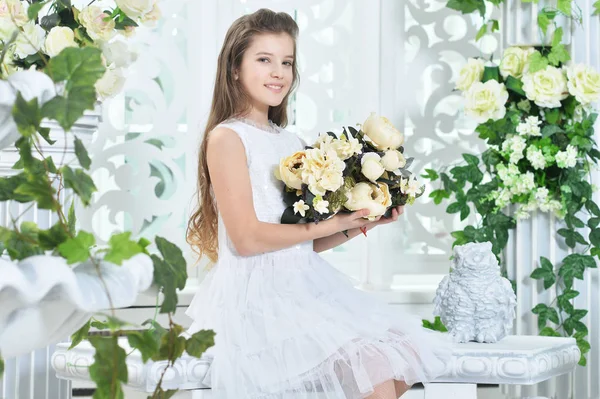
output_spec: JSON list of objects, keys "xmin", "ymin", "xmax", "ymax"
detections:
[{"xmin": 424, "ymin": 383, "xmax": 477, "ymax": 399}]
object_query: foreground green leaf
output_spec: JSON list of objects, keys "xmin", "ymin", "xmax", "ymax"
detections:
[
  {"xmin": 58, "ymin": 231, "xmax": 95, "ymax": 264},
  {"xmin": 185, "ymin": 330, "xmax": 215, "ymax": 358},
  {"xmin": 152, "ymin": 236, "xmax": 187, "ymax": 313},
  {"xmin": 89, "ymin": 336, "xmax": 127, "ymax": 399},
  {"xmin": 104, "ymin": 232, "xmax": 144, "ymax": 265},
  {"xmin": 62, "ymin": 166, "xmax": 97, "ymax": 206},
  {"xmin": 69, "ymin": 319, "xmax": 91, "ymax": 349}
]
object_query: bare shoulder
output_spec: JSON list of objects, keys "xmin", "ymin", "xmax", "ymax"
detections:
[{"xmin": 206, "ymin": 126, "xmax": 246, "ymax": 157}]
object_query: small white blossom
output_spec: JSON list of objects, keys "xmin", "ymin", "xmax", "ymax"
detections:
[
  {"xmin": 313, "ymin": 197, "xmax": 330, "ymax": 214},
  {"xmin": 293, "ymin": 200, "xmax": 310, "ymax": 217},
  {"xmin": 555, "ymin": 145, "xmax": 578, "ymax": 168},
  {"xmin": 516, "ymin": 116, "xmax": 542, "ymax": 136},
  {"xmin": 526, "ymin": 146, "xmax": 546, "ymax": 170}
]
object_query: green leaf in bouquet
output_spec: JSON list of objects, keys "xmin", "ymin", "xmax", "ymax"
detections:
[
  {"xmin": 69, "ymin": 319, "xmax": 91, "ymax": 349},
  {"xmin": 482, "ymin": 66, "xmax": 500, "ymax": 83},
  {"xmin": 281, "ymin": 205, "xmax": 303, "ymax": 224},
  {"xmin": 528, "ymin": 51, "xmax": 548, "ymax": 73},
  {"xmin": 505, "ymin": 76, "xmax": 525, "ymax": 96},
  {"xmin": 185, "ymin": 329, "xmax": 216, "ymax": 358},
  {"xmin": 127, "ymin": 329, "xmax": 158, "ymax": 363},
  {"xmin": 62, "ymin": 166, "xmax": 97, "ymax": 206},
  {"xmin": 570, "ymin": 136, "xmax": 592, "ymax": 151},
  {"xmin": 114, "ymin": 13, "xmax": 138, "ymax": 30},
  {"xmin": 42, "ymin": 86, "xmax": 98, "ymax": 132},
  {"xmin": 541, "ymin": 124, "xmax": 564, "ymax": 138},
  {"xmin": 12, "ymin": 92, "xmax": 41, "ymax": 137},
  {"xmin": 28, "ymin": 1, "xmax": 49, "ymax": 20},
  {"xmin": 104, "ymin": 232, "xmax": 144, "ymax": 265},
  {"xmin": 282, "ymin": 187, "xmax": 300, "ymax": 207},
  {"xmin": 88, "ymin": 336, "xmax": 127, "ymax": 399},
  {"xmin": 74, "ymin": 136, "xmax": 92, "ymax": 169},
  {"xmin": 420, "ymin": 169, "xmax": 439, "ymax": 181},
  {"xmin": 58, "ymin": 231, "xmax": 95, "ymax": 264},
  {"xmin": 152, "ymin": 236, "xmax": 187, "ymax": 314},
  {"xmin": 40, "ymin": 13, "xmax": 61, "ymax": 31},
  {"xmin": 38, "ymin": 222, "xmax": 69, "ymax": 251},
  {"xmin": 562, "ymin": 95, "xmax": 577, "ymax": 118},
  {"xmin": 345, "ymin": 126, "xmax": 360, "ymax": 139},
  {"xmin": 544, "ymin": 108, "xmax": 561, "ymax": 124},
  {"xmin": 491, "ymin": 19, "xmax": 499, "ymax": 32}
]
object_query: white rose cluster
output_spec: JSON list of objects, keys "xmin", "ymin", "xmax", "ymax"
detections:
[{"xmin": 522, "ymin": 65, "xmax": 568, "ymax": 108}]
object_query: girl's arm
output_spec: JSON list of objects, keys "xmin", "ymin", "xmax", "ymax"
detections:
[
  {"xmin": 313, "ymin": 206, "xmax": 405, "ymax": 253},
  {"xmin": 207, "ymin": 127, "xmax": 371, "ymax": 256}
]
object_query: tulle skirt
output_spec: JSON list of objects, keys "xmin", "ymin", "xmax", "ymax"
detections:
[{"xmin": 186, "ymin": 247, "xmax": 450, "ymax": 398}]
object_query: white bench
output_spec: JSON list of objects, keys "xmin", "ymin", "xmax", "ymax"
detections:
[{"xmin": 52, "ymin": 335, "xmax": 580, "ymax": 398}]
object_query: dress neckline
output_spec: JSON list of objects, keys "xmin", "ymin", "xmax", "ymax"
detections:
[{"xmin": 230, "ymin": 117, "xmax": 281, "ymax": 135}]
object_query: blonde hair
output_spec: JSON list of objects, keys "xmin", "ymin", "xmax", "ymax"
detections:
[{"xmin": 187, "ymin": 9, "xmax": 300, "ymax": 264}]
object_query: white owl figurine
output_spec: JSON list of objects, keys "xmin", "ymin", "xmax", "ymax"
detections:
[{"xmin": 433, "ymin": 241, "xmax": 517, "ymax": 343}]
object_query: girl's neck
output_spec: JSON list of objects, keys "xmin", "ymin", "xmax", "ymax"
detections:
[{"xmin": 239, "ymin": 107, "xmax": 269, "ymax": 126}]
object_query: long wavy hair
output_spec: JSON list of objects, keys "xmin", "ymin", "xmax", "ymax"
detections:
[{"xmin": 187, "ymin": 9, "xmax": 300, "ymax": 265}]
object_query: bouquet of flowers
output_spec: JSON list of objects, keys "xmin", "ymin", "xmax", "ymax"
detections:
[
  {"xmin": 0, "ymin": 0, "xmax": 161, "ymax": 98},
  {"xmin": 454, "ymin": 40, "xmax": 600, "ymax": 220},
  {"xmin": 275, "ymin": 113, "xmax": 425, "ymax": 229}
]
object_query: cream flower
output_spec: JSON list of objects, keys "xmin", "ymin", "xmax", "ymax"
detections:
[
  {"xmin": 522, "ymin": 65, "xmax": 568, "ymax": 108},
  {"xmin": 275, "ymin": 151, "xmax": 305, "ymax": 190},
  {"xmin": 14, "ymin": 22, "xmax": 45, "ymax": 58},
  {"xmin": 44, "ymin": 26, "xmax": 77, "ymax": 57},
  {"xmin": 566, "ymin": 63, "xmax": 600, "ymax": 105},
  {"xmin": 102, "ymin": 40, "xmax": 136, "ymax": 68},
  {"xmin": 380, "ymin": 149, "xmax": 406, "ymax": 172},
  {"xmin": 361, "ymin": 112, "xmax": 404, "ymax": 151},
  {"xmin": 95, "ymin": 67, "xmax": 125, "ymax": 100},
  {"xmin": 79, "ymin": 5, "xmax": 116, "ymax": 42},
  {"xmin": 500, "ymin": 47, "xmax": 535, "ymax": 79},
  {"xmin": 401, "ymin": 175, "xmax": 422, "ymax": 197},
  {"xmin": 526, "ymin": 146, "xmax": 546, "ymax": 170},
  {"xmin": 313, "ymin": 197, "xmax": 330, "ymax": 214},
  {"xmin": 555, "ymin": 145, "xmax": 578, "ymax": 168},
  {"xmin": 116, "ymin": 0, "xmax": 154, "ymax": 19},
  {"xmin": 140, "ymin": 1, "xmax": 161, "ymax": 27},
  {"xmin": 331, "ymin": 136, "xmax": 362, "ymax": 160},
  {"xmin": 361, "ymin": 153, "xmax": 385, "ymax": 182},
  {"xmin": 293, "ymin": 200, "xmax": 310, "ymax": 217},
  {"xmin": 0, "ymin": 0, "xmax": 28, "ymax": 28},
  {"xmin": 464, "ymin": 80, "xmax": 509, "ymax": 123},
  {"xmin": 456, "ymin": 58, "xmax": 485, "ymax": 91},
  {"xmin": 344, "ymin": 182, "xmax": 392, "ymax": 219},
  {"xmin": 516, "ymin": 116, "xmax": 542, "ymax": 136}
]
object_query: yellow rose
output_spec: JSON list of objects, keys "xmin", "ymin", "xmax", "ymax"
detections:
[
  {"xmin": 456, "ymin": 58, "xmax": 485, "ymax": 91},
  {"xmin": 566, "ymin": 63, "xmax": 600, "ymax": 105},
  {"xmin": 464, "ymin": 80, "xmax": 509, "ymax": 123},
  {"xmin": 274, "ymin": 150, "xmax": 305, "ymax": 190},
  {"xmin": 522, "ymin": 65, "xmax": 568, "ymax": 108},
  {"xmin": 344, "ymin": 182, "xmax": 392, "ymax": 220},
  {"xmin": 361, "ymin": 112, "xmax": 404, "ymax": 151}
]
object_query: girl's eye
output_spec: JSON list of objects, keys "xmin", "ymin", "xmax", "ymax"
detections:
[
  {"xmin": 284, "ymin": 61, "xmax": 293, "ymax": 66},
  {"xmin": 258, "ymin": 57, "xmax": 269, "ymax": 63}
]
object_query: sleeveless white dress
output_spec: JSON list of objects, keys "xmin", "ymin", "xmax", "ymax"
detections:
[{"xmin": 186, "ymin": 119, "xmax": 450, "ymax": 398}]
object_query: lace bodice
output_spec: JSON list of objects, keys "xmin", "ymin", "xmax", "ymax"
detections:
[{"xmin": 213, "ymin": 119, "xmax": 311, "ymax": 258}]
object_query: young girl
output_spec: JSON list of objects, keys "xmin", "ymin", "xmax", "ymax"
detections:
[{"xmin": 186, "ymin": 8, "xmax": 450, "ymax": 399}]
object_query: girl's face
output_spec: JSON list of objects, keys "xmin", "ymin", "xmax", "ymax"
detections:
[{"xmin": 236, "ymin": 32, "xmax": 294, "ymax": 113}]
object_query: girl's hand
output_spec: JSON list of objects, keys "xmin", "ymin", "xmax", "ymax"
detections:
[
  {"xmin": 367, "ymin": 205, "xmax": 405, "ymax": 229},
  {"xmin": 331, "ymin": 209, "xmax": 373, "ymax": 233}
]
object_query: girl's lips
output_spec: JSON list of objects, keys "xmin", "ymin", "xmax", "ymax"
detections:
[{"xmin": 265, "ymin": 84, "xmax": 283, "ymax": 93}]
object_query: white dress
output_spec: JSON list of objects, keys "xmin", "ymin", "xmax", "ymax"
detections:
[{"xmin": 186, "ymin": 119, "xmax": 450, "ymax": 398}]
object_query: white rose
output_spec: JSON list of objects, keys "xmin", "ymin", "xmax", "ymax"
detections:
[
  {"xmin": 566, "ymin": 63, "xmax": 600, "ymax": 105},
  {"xmin": 0, "ymin": 0, "xmax": 28, "ymax": 27},
  {"xmin": 361, "ymin": 112, "xmax": 404, "ymax": 151},
  {"xmin": 361, "ymin": 153, "xmax": 385, "ymax": 182},
  {"xmin": 380, "ymin": 149, "xmax": 406, "ymax": 172},
  {"xmin": 456, "ymin": 58, "xmax": 485, "ymax": 91},
  {"xmin": 319, "ymin": 169, "xmax": 344, "ymax": 192},
  {"xmin": 500, "ymin": 47, "xmax": 535, "ymax": 79},
  {"xmin": 275, "ymin": 151, "xmax": 305, "ymax": 190},
  {"xmin": 95, "ymin": 67, "xmax": 125, "ymax": 100},
  {"xmin": 14, "ymin": 22, "xmax": 45, "ymax": 58},
  {"xmin": 116, "ymin": 0, "xmax": 154, "ymax": 19},
  {"xmin": 102, "ymin": 40, "xmax": 136, "ymax": 68},
  {"xmin": 331, "ymin": 136, "xmax": 362, "ymax": 160},
  {"xmin": 522, "ymin": 66, "xmax": 568, "ymax": 108},
  {"xmin": 79, "ymin": 5, "xmax": 116, "ymax": 42},
  {"xmin": 44, "ymin": 26, "xmax": 77, "ymax": 57},
  {"xmin": 140, "ymin": 1, "xmax": 161, "ymax": 27},
  {"xmin": 464, "ymin": 80, "xmax": 509, "ymax": 123},
  {"xmin": 344, "ymin": 182, "xmax": 392, "ymax": 219}
]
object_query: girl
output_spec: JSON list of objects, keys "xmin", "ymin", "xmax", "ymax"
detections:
[{"xmin": 186, "ymin": 8, "xmax": 450, "ymax": 399}]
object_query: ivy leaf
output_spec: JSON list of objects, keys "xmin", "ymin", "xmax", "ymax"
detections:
[
  {"xmin": 74, "ymin": 136, "xmax": 92, "ymax": 169},
  {"xmin": 421, "ymin": 168, "xmax": 439, "ymax": 181},
  {"xmin": 589, "ymin": 228, "xmax": 600, "ymax": 248},
  {"xmin": 104, "ymin": 232, "xmax": 144, "ymax": 265},
  {"xmin": 565, "ymin": 214, "xmax": 585, "ymax": 229},
  {"xmin": 38, "ymin": 222, "xmax": 69, "ymax": 250},
  {"xmin": 586, "ymin": 200, "xmax": 600, "ymax": 217},
  {"xmin": 490, "ymin": 19, "xmax": 499, "ymax": 32},
  {"xmin": 462, "ymin": 154, "xmax": 480, "ymax": 166},
  {"xmin": 88, "ymin": 336, "xmax": 127, "ymax": 399},
  {"xmin": 15, "ymin": 173, "xmax": 57, "ymax": 210},
  {"xmin": 476, "ymin": 24, "xmax": 487, "ymax": 41},
  {"xmin": 528, "ymin": 51, "xmax": 549, "ymax": 73},
  {"xmin": 594, "ymin": 0, "xmax": 600, "ymax": 15},
  {"xmin": 429, "ymin": 189, "xmax": 450, "ymax": 205},
  {"xmin": 69, "ymin": 319, "xmax": 91, "ymax": 349},
  {"xmin": 12, "ymin": 92, "xmax": 41, "ymax": 137},
  {"xmin": 541, "ymin": 125, "xmax": 564, "ymax": 138},
  {"xmin": 557, "ymin": 0, "xmax": 572, "ymax": 16},
  {"xmin": 548, "ymin": 44, "xmax": 570, "ymax": 66},
  {"xmin": 537, "ymin": 11, "xmax": 552, "ymax": 34},
  {"xmin": 152, "ymin": 236, "xmax": 187, "ymax": 313},
  {"xmin": 127, "ymin": 330, "xmax": 158, "ymax": 363},
  {"xmin": 185, "ymin": 330, "xmax": 215, "ymax": 358},
  {"xmin": 151, "ymin": 388, "xmax": 178, "ymax": 399},
  {"xmin": 62, "ymin": 166, "xmax": 97, "ymax": 206},
  {"xmin": 505, "ymin": 76, "xmax": 525, "ymax": 96},
  {"xmin": 531, "ymin": 256, "xmax": 556, "ymax": 289},
  {"xmin": 557, "ymin": 228, "xmax": 587, "ymax": 248},
  {"xmin": 154, "ymin": 324, "xmax": 186, "ymax": 362},
  {"xmin": 58, "ymin": 231, "xmax": 95, "ymax": 264},
  {"xmin": 446, "ymin": 0, "xmax": 486, "ymax": 16},
  {"xmin": 68, "ymin": 200, "xmax": 77, "ymax": 236},
  {"xmin": 539, "ymin": 326, "xmax": 561, "ymax": 337}
]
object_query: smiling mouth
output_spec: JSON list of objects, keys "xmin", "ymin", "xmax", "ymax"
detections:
[{"xmin": 265, "ymin": 84, "xmax": 284, "ymax": 93}]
